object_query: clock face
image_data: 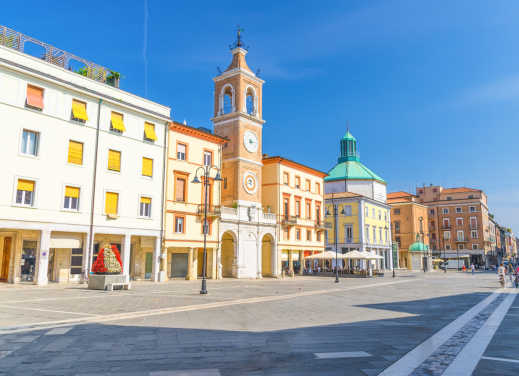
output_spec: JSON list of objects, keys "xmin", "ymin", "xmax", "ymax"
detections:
[
  {"xmin": 243, "ymin": 171, "xmax": 257, "ymax": 194},
  {"xmin": 243, "ymin": 130, "xmax": 258, "ymax": 153}
]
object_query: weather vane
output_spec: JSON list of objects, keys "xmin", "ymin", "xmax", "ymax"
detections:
[{"xmin": 230, "ymin": 25, "xmax": 249, "ymax": 50}]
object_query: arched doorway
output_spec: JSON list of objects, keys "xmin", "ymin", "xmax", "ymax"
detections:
[
  {"xmin": 261, "ymin": 234, "xmax": 274, "ymax": 277},
  {"xmin": 221, "ymin": 231, "xmax": 236, "ymax": 278}
]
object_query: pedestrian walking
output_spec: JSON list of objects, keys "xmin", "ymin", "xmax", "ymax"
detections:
[
  {"xmin": 471, "ymin": 263, "xmax": 475, "ymax": 275},
  {"xmin": 498, "ymin": 263, "xmax": 506, "ymax": 288}
]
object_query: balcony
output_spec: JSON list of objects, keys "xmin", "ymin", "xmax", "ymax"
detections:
[
  {"xmin": 0, "ymin": 25, "xmax": 120, "ymax": 88},
  {"xmin": 196, "ymin": 205, "xmax": 221, "ymax": 218},
  {"xmin": 441, "ymin": 225, "xmax": 451, "ymax": 230},
  {"xmin": 281, "ymin": 215, "xmax": 298, "ymax": 227},
  {"xmin": 314, "ymin": 221, "xmax": 328, "ymax": 232},
  {"xmin": 456, "ymin": 238, "xmax": 467, "ymax": 243}
]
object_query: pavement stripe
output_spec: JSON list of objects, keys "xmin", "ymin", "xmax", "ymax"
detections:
[
  {"xmin": 0, "ymin": 304, "xmax": 99, "ymax": 317},
  {"xmin": 149, "ymin": 370, "xmax": 221, "ymax": 376},
  {"xmin": 481, "ymin": 356, "xmax": 519, "ymax": 364},
  {"xmin": 442, "ymin": 290, "xmax": 517, "ymax": 376},
  {"xmin": 378, "ymin": 290, "xmax": 501, "ymax": 376},
  {"xmin": 315, "ymin": 351, "xmax": 372, "ymax": 359},
  {"xmin": 45, "ymin": 327, "xmax": 73, "ymax": 335},
  {"xmin": 0, "ymin": 279, "xmax": 412, "ymax": 335}
]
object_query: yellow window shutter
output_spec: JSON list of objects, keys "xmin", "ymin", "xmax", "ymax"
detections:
[
  {"xmin": 65, "ymin": 186, "xmax": 80, "ymax": 199},
  {"xmin": 105, "ymin": 192, "xmax": 118, "ymax": 215},
  {"xmin": 110, "ymin": 112, "xmax": 126, "ymax": 132},
  {"xmin": 140, "ymin": 196, "xmax": 151, "ymax": 204},
  {"xmin": 144, "ymin": 122, "xmax": 157, "ymax": 141},
  {"xmin": 17, "ymin": 179, "xmax": 35, "ymax": 192},
  {"xmin": 108, "ymin": 150, "xmax": 121, "ymax": 171},
  {"xmin": 68, "ymin": 141, "xmax": 83, "ymax": 165},
  {"xmin": 142, "ymin": 157, "xmax": 153, "ymax": 177},
  {"xmin": 72, "ymin": 100, "xmax": 88, "ymax": 121}
]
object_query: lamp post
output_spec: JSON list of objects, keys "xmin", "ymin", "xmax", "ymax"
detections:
[
  {"xmin": 191, "ymin": 165, "xmax": 223, "ymax": 295},
  {"xmin": 325, "ymin": 196, "xmax": 344, "ymax": 283}
]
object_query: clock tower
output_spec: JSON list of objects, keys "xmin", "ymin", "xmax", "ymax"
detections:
[{"xmin": 212, "ymin": 29, "xmax": 265, "ymax": 208}]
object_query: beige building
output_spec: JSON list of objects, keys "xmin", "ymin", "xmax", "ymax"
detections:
[
  {"xmin": 262, "ymin": 156, "xmax": 326, "ymax": 274},
  {"xmin": 163, "ymin": 121, "xmax": 227, "ymax": 280}
]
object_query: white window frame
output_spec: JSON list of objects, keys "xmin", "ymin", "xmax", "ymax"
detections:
[
  {"xmin": 442, "ymin": 208, "xmax": 449, "ymax": 214},
  {"xmin": 175, "ymin": 216, "xmax": 184, "ymax": 233},
  {"xmin": 177, "ymin": 143, "xmax": 187, "ymax": 161},
  {"xmin": 345, "ymin": 224, "xmax": 353, "ymax": 243},
  {"xmin": 20, "ymin": 129, "xmax": 40, "ymax": 157},
  {"xmin": 62, "ymin": 184, "xmax": 81, "ymax": 212},
  {"xmin": 456, "ymin": 207, "xmax": 462, "ymax": 213},
  {"xmin": 443, "ymin": 231, "xmax": 451, "ymax": 240},
  {"xmin": 457, "ymin": 230, "xmax": 464, "ymax": 241},
  {"xmin": 13, "ymin": 176, "xmax": 38, "ymax": 208},
  {"xmin": 469, "ymin": 206, "xmax": 476, "ymax": 213},
  {"xmin": 138, "ymin": 195, "xmax": 152, "ymax": 218},
  {"xmin": 445, "ymin": 244, "xmax": 451, "ymax": 250},
  {"xmin": 471, "ymin": 230, "xmax": 478, "ymax": 239},
  {"xmin": 472, "ymin": 243, "xmax": 478, "ymax": 250},
  {"xmin": 365, "ymin": 225, "xmax": 370, "ymax": 242},
  {"xmin": 470, "ymin": 216, "xmax": 477, "ymax": 229},
  {"xmin": 456, "ymin": 217, "xmax": 464, "ymax": 227},
  {"xmin": 203, "ymin": 151, "xmax": 212, "ymax": 166}
]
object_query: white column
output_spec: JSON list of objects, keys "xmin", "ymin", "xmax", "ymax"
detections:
[
  {"xmin": 152, "ymin": 236, "xmax": 161, "ymax": 282},
  {"xmin": 36, "ymin": 229, "xmax": 51, "ymax": 285},
  {"xmin": 82, "ymin": 232, "xmax": 91, "ymax": 283},
  {"xmin": 256, "ymin": 235, "xmax": 262, "ymax": 279},
  {"xmin": 122, "ymin": 234, "xmax": 131, "ymax": 282}
]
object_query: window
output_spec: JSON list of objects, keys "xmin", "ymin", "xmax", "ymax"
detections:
[
  {"xmin": 395, "ymin": 236, "xmax": 401, "ymax": 247},
  {"xmin": 21, "ymin": 130, "xmax": 39, "ymax": 156},
  {"xmin": 470, "ymin": 217, "xmax": 477, "ymax": 229},
  {"xmin": 223, "ymin": 177, "xmax": 228, "ymax": 190},
  {"xmin": 457, "ymin": 243, "xmax": 463, "ymax": 250},
  {"xmin": 445, "ymin": 244, "xmax": 451, "ymax": 250},
  {"xmin": 316, "ymin": 182, "xmax": 320, "ymax": 194},
  {"xmin": 64, "ymin": 186, "xmax": 80, "ymax": 210},
  {"xmin": 26, "ymin": 84, "xmax": 44, "ymax": 110},
  {"xmin": 442, "ymin": 208, "xmax": 449, "ymax": 214},
  {"xmin": 142, "ymin": 157, "xmax": 153, "ymax": 177},
  {"xmin": 456, "ymin": 207, "xmax": 462, "ymax": 213},
  {"xmin": 418, "ymin": 189, "xmax": 423, "ymax": 194},
  {"xmin": 283, "ymin": 172, "xmax": 289, "ymax": 185},
  {"xmin": 457, "ymin": 231, "xmax": 464, "ymax": 241},
  {"xmin": 140, "ymin": 197, "xmax": 151, "ymax": 217},
  {"xmin": 295, "ymin": 200, "xmax": 301, "ymax": 217},
  {"xmin": 373, "ymin": 227, "xmax": 376, "ymax": 243},
  {"xmin": 472, "ymin": 244, "xmax": 478, "ymax": 250},
  {"xmin": 394, "ymin": 208, "xmax": 400, "ymax": 215},
  {"xmin": 306, "ymin": 230, "xmax": 311, "ymax": 241},
  {"xmin": 365, "ymin": 207, "xmax": 369, "ymax": 217},
  {"xmin": 71, "ymin": 99, "xmax": 88, "ymax": 122},
  {"xmin": 110, "ymin": 112, "xmax": 125, "ymax": 133},
  {"xmin": 444, "ymin": 231, "xmax": 451, "ymax": 240},
  {"xmin": 175, "ymin": 177, "xmax": 186, "ymax": 202},
  {"xmin": 246, "ymin": 92, "xmax": 254, "ymax": 114},
  {"xmin": 203, "ymin": 151, "xmax": 212, "ymax": 166},
  {"xmin": 316, "ymin": 206, "xmax": 321, "ymax": 224},
  {"xmin": 379, "ymin": 227, "xmax": 382, "ymax": 243},
  {"xmin": 394, "ymin": 221, "xmax": 400, "ymax": 234},
  {"xmin": 306, "ymin": 201, "xmax": 311, "ymax": 219},
  {"xmin": 447, "ymin": 196, "xmax": 452, "ymax": 200},
  {"xmin": 305, "ymin": 179, "xmax": 311, "ymax": 191},
  {"xmin": 70, "ymin": 248, "xmax": 83, "ymax": 275},
  {"xmin": 177, "ymin": 143, "xmax": 186, "ymax": 160},
  {"xmin": 378, "ymin": 210, "xmax": 381, "ymax": 220},
  {"xmin": 343, "ymin": 205, "xmax": 352, "ymax": 216},
  {"xmin": 365, "ymin": 225, "xmax": 370, "ymax": 241},
  {"xmin": 175, "ymin": 216, "xmax": 185, "ymax": 233},
  {"xmin": 471, "ymin": 230, "xmax": 478, "ymax": 239},
  {"xmin": 295, "ymin": 176, "xmax": 301, "ymax": 189},
  {"xmin": 283, "ymin": 197, "xmax": 289, "ymax": 217},
  {"xmin": 16, "ymin": 179, "xmax": 35, "ymax": 206},
  {"xmin": 284, "ymin": 229, "xmax": 289, "ymax": 241},
  {"xmin": 430, "ymin": 209, "xmax": 435, "ymax": 215},
  {"xmin": 469, "ymin": 206, "xmax": 476, "ymax": 213},
  {"xmin": 67, "ymin": 140, "xmax": 83, "ymax": 165},
  {"xmin": 456, "ymin": 218, "xmax": 463, "ymax": 227},
  {"xmin": 202, "ymin": 219, "xmax": 212, "ymax": 235},
  {"xmin": 296, "ymin": 228, "xmax": 301, "ymax": 240},
  {"xmin": 372, "ymin": 208, "xmax": 375, "ymax": 218},
  {"xmin": 105, "ymin": 192, "xmax": 119, "ymax": 216},
  {"xmin": 345, "ymin": 224, "xmax": 353, "ymax": 243},
  {"xmin": 143, "ymin": 122, "xmax": 157, "ymax": 142},
  {"xmin": 385, "ymin": 229, "xmax": 388, "ymax": 242},
  {"xmin": 443, "ymin": 218, "xmax": 450, "ymax": 228},
  {"xmin": 317, "ymin": 232, "xmax": 321, "ymax": 241},
  {"xmin": 468, "ymin": 195, "xmax": 474, "ymax": 199},
  {"xmin": 108, "ymin": 150, "xmax": 121, "ymax": 172}
]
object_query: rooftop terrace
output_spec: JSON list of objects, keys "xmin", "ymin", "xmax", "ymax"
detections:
[{"xmin": 0, "ymin": 25, "xmax": 120, "ymax": 88}]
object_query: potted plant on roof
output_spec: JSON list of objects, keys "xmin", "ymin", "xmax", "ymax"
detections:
[{"xmin": 106, "ymin": 70, "xmax": 121, "ymax": 87}]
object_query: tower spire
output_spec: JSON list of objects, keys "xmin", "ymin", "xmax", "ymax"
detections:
[{"xmin": 230, "ymin": 25, "xmax": 248, "ymax": 50}]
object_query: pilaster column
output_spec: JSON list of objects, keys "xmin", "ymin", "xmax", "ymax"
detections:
[
  {"xmin": 299, "ymin": 251, "xmax": 304, "ymax": 275},
  {"xmin": 288, "ymin": 251, "xmax": 294, "ymax": 273},
  {"xmin": 122, "ymin": 234, "xmax": 131, "ymax": 282},
  {"xmin": 256, "ymin": 236, "xmax": 263, "ymax": 279},
  {"xmin": 36, "ymin": 229, "xmax": 51, "ymax": 285},
  {"xmin": 152, "ymin": 237, "xmax": 161, "ymax": 282},
  {"xmin": 211, "ymin": 248, "xmax": 217, "ymax": 279},
  {"xmin": 187, "ymin": 248, "xmax": 196, "ymax": 280},
  {"xmin": 216, "ymin": 246, "xmax": 222, "ymax": 280}
]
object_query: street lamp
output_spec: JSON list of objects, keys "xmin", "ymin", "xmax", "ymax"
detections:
[
  {"xmin": 191, "ymin": 165, "xmax": 223, "ymax": 295},
  {"xmin": 325, "ymin": 197, "xmax": 344, "ymax": 283}
]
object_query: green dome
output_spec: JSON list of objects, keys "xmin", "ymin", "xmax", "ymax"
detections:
[
  {"xmin": 409, "ymin": 242, "xmax": 428, "ymax": 252},
  {"xmin": 325, "ymin": 160, "xmax": 386, "ymax": 183}
]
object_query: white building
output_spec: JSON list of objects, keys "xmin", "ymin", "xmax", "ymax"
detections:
[{"xmin": 0, "ymin": 25, "xmax": 170, "ymax": 285}]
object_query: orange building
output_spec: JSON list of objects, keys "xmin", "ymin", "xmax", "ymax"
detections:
[{"xmin": 387, "ymin": 192, "xmax": 429, "ymax": 270}]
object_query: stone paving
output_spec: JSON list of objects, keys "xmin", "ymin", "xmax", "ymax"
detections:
[{"xmin": 0, "ymin": 271, "xmax": 516, "ymax": 375}]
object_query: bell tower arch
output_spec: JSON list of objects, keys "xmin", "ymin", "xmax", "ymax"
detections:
[{"xmin": 212, "ymin": 29, "xmax": 265, "ymax": 207}]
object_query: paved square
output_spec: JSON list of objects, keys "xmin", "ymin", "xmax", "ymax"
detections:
[{"xmin": 0, "ymin": 272, "xmax": 517, "ymax": 375}]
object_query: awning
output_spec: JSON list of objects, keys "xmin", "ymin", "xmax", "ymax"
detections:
[
  {"xmin": 50, "ymin": 234, "xmax": 82, "ymax": 249},
  {"xmin": 72, "ymin": 100, "xmax": 88, "ymax": 121},
  {"xmin": 144, "ymin": 122, "xmax": 157, "ymax": 141},
  {"xmin": 111, "ymin": 112, "xmax": 126, "ymax": 132}
]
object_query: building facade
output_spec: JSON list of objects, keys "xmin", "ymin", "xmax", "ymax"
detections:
[
  {"xmin": 324, "ymin": 131, "xmax": 392, "ymax": 270},
  {"xmin": 162, "ymin": 121, "xmax": 227, "ymax": 280},
  {"xmin": 262, "ymin": 156, "xmax": 326, "ymax": 274},
  {"xmin": 387, "ymin": 191, "xmax": 430, "ymax": 270},
  {"xmin": 0, "ymin": 26, "xmax": 170, "ymax": 285},
  {"xmin": 416, "ymin": 186, "xmax": 492, "ymax": 267},
  {"xmin": 211, "ymin": 36, "xmax": 277, "ymax": 279}
]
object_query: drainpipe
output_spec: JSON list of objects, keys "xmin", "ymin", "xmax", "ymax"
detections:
[
  {"xmin": 85, "ymin": 98, "xmax": 102, "ymax": 281},
  {"xmin": 159, "ymin": 121, "xmax": 169, "ymax": 280}
]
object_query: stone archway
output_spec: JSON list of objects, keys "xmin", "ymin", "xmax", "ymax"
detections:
[
  {"xmin": 261, "ymin": 233, "xmax": 275, "ymax": 277},
  {"xmin": 221, "ymin": 231, "xmax": 236, "ymax": 278}
]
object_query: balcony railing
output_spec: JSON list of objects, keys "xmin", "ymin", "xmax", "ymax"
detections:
[
  {"xmin": 196, "ymin": 205, "xmax": 221, "ymax": 218},
  {"xmin": 314, "ymin": 221, "xmax": 327, "ymax": 231},
  {"xmin": 0, "ymin": 25, "xmax": 120, "ymax": 88},
  {"xmin": 281, "ymin": 215, "xmax": 297, "ymax": 226},
  {"xmin": 441, "ymin": 225, "xmax": 451, "ymax": 229}
]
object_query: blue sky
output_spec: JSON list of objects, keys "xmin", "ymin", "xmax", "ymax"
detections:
[{"xmin": 4, "ymin": 0, "xmax": 518, "ymax": 231}]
